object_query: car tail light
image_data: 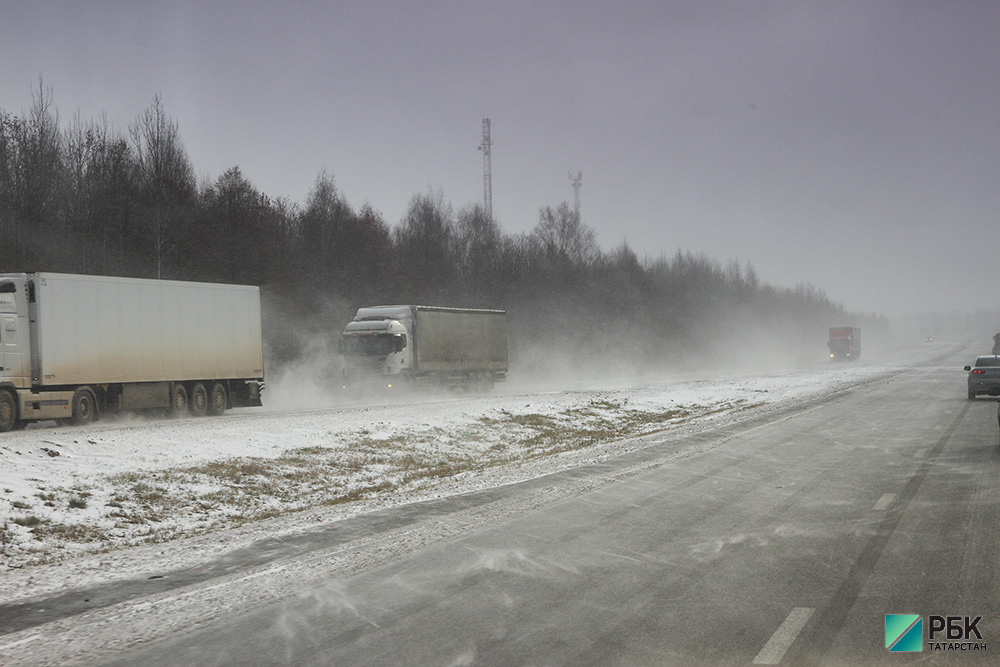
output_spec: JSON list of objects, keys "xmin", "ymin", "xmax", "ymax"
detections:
[{"xmin": 972, "ymin": 369, "xmax": 985, "ymax": 374}]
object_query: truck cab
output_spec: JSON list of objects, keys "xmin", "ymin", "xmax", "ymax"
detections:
[
  {"xmin": 0, "ymin": 276, "xmax": 30, "ymax": 390},
  {"xmin": 341, "ymin": 315, "xmax": 413, "ymax": 385},
  {"xmin": 0, "ymin": 276, "xmax": 36, "ymax": 430}
]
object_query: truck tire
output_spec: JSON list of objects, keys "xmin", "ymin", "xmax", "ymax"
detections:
[
  {"xmin": 207, "ymin": 382, "xmax": 227, "ymax": 416},
  {"xmin": 169, "ymin": 384, "xmax": 188, "ymax": 418},
  {"xmin": 0, "ymin": 390, "xmax": 18, "ymax": 432},
  {"xmin": 969, "ymin": 389, "xmax": 977, "ymax": 400},
  {"xmin": 69, "ymin": 387, "xmax": 97, "ymax": 426},
  {"xmin": 189, "ymin": 382, "xmax": 208, "ymax": 417}
]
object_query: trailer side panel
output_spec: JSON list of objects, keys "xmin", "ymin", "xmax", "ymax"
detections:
[
  {"xmin": 414, "ymin": 307, "xmax": 507, "ymax": 374},
  {"xmin": 34, "ymin": 273, "xmax": 264, "ymax": 386}
]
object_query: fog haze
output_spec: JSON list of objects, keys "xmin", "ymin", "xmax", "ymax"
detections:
[{"xmin": 2, "ymin": 1, "xmax": 997, "ymax": 317}]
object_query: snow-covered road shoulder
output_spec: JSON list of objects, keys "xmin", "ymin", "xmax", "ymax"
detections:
[{"xmin": 0, "ymin": 362, "xmax": 902, "ymax": 583}]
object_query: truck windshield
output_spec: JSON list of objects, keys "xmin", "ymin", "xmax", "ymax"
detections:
[{"xmin": 342, "ymin": 334, "xmax": 400, "ymax": 357}]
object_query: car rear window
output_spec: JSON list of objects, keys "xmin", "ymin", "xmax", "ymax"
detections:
[{"xmin": 975, "ymin": 356, "xmax": 1000, "ymax": 367}]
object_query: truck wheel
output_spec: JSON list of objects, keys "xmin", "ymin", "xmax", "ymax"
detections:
[
  {"xmin": 207, "ymin": 382, "xmax": 227, "ymax": 416},
  {"xmin": 969, "ymin": 389, "xmax": 977, "ymax": 400},
  {"xmin": 189, "ymin": 383, "xmax": 208, "ymax": 417},
  {"xmin": 0, "ymin": 390, "xmax": 18, "ymax": 432},
  {"xmin": 69, "ymin": 387, "xmax": 97, "ymax": 426},
  {"xmin": 169, "ymin": 384, "xmax": 188, "ymax": 418}
]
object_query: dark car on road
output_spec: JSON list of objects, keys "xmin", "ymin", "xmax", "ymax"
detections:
[{"xmin": 964, "ymin": 355, "xmax": 1000, "ymax": 399}]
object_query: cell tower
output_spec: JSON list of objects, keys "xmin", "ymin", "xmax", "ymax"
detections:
[
  {"xmin": 569, "ymin": 171, "xmax": 582, "ymax": 220},
  {"xmin": 478, "ymin": 118, "xmax": 493, "ymax": 220}
]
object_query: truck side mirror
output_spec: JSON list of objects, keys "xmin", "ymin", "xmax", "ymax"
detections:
[{"xmin": 394, "ymin": 335, "xmax": 407, "ymax": 352}]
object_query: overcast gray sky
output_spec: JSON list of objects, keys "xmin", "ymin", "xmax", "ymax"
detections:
[{"xmin": 2, "ymin": 1, "xmax": 998, "ymax": 317}]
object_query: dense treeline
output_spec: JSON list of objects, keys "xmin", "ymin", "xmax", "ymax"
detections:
[{"xmin": 0, "ymin": 87, "xmax": 889, "ymax": 377}]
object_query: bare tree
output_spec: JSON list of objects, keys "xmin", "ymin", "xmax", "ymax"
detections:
[
  {"xmin": 5, "ymin": 80, "xmax": 65, "ymax": 266},
  {"xmin": 0, "ymin": 110, "xmax": 21, "ymax": 268},
  {"xmin": 129, "ymin": 94, "xmax": 195, "ymax": 277},
  {"xmin": 393, "ymin": 189, "xmax": 457, "ymax": 301},
  {"xmin": 338, "ymin": 203, "xmax": 392, "ymax": 303},
  {"xmin": 454, "ymin": 203, "xmax": 503, "ymax": 304},
  {"xmin": 201, "ymin": 166, "xmax": 282, "ymax": 285},
  {"xmin": 299, "ymin": 169, "xmax": 353, "ymax": 288},
  {"xmin": 532, "ymin": 202, "xmax": 599, "ymax": 269},
  {"xmin": 64, "ymin": 112, "xmax": 139, "ymax": 273}
]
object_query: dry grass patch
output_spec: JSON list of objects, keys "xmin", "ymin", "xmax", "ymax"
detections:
[
  {"xmin": 12, "ymin": 515, "xmax": 47, "ymax": 528},
  {"xmin": 1, "ymin": 393, "xmax": 763, "ymax": 568},
  {"xmin": 31, "ymin": 523, "xmax": 104, "ymax": 543}
]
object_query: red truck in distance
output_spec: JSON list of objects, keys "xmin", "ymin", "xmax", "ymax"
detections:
[{"xmin": 828, "ymin": 327, "xmax": 861, "ymax": 361}]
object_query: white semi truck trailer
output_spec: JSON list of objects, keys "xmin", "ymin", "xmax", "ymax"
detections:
[
  {"xmin": 340, "ymin": 305, "xmax": 507, "ymax": 391},
  {"xmin": 0, "ymin": 272, "xmax": 264, "ymax": 431}
]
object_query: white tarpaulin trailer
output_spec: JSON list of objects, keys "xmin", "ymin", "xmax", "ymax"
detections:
[{"xmin": 341, "ymin": 305, "xmax": 507, "ymax": 390}]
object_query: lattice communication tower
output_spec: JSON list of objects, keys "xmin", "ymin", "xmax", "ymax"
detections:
[
  {"xmin": 569, "ymin": 171, "xmax": 582, "ymax": 220},
  {"xmin": 478, "ymin": 118, "xmax": 493, "ymax": 220}
]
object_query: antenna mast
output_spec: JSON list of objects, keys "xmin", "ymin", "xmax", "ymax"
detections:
[
  {"xmin": 569, "ymin": 171, "xmax": 582, "ymax": 220},
  {"xmin": 479, "ymin": 118, "xmax": 493, "ymax": 220}
]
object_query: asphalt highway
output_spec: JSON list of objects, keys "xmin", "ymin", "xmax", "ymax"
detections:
[{"xmin": 5, "ymin": 344, "xmax": 999, "ymax": 666}]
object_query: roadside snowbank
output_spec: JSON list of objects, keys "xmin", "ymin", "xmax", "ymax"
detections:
[{"xmin": 0, "ymin": 360, "xmax": 906, "ymax": 581}]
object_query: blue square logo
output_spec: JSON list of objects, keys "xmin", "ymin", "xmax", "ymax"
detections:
[{"xmin": 886, "ymin": 614, "xmax": 922, "ymax": 652}]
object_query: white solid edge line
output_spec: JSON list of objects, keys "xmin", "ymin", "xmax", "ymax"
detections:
[{"xmin": 752, "ymin": 607, "xmax": 815, "ymax": 665}]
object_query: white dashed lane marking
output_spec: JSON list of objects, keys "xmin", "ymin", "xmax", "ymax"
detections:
[
  {"xmin": 752, "ymin": 607, "xmax": 815, "ymax": 665},
  {"xmin": 872, "ymin": 493, "xmax": 896, "ymax": 511}
]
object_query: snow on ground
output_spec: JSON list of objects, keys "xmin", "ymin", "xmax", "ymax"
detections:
[{"xmin": 0, "ymin": 352, "xmax": 931, "ymax": 601}]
